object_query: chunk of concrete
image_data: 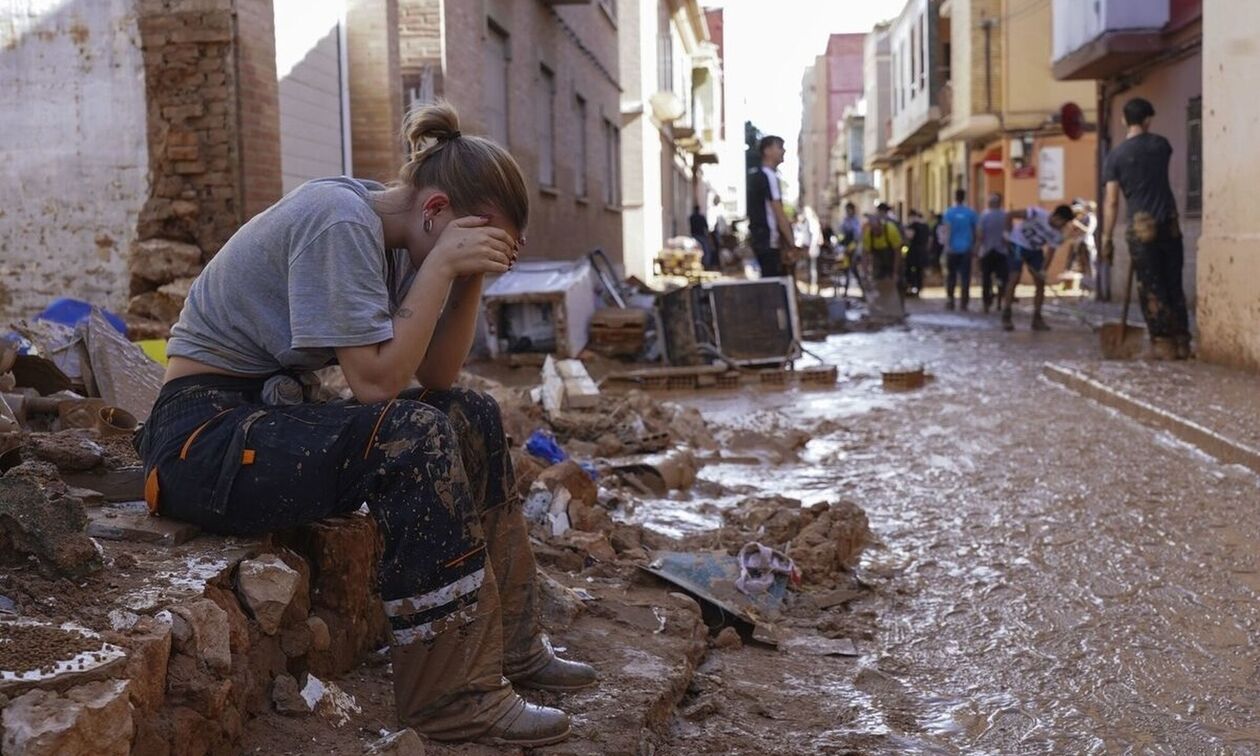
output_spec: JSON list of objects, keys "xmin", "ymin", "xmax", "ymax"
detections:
[
  {"xmin": 1, "ymin": 679, "xmax": 134, "ymax": 756},
  {"xmin": 235, "ymin": 554, "xmax": 300, "ymax": 635},
  {"xmin": 168, "ymin": 598, "xmax": 231, "ymax": 674},
  {"xmin": 307, "ymin": 616, "xmax": 331, "ymax": 652},
  {"xmin": 119, "ymin": 616, "xmax": 171, "ymax": 713},
  {"xmin": 270, "ymin": 673, "xmax": 310, "ymax": 716},
  {"xmin": 365, "ymin": 728, "xmax": 427, "ymax": 755},
  {"xmin": 0, "ymin": 477, "xmax": 102, "ymax": 579}
]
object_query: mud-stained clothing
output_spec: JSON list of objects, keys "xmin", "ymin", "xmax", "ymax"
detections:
[
  {"xmin": 1128, "ymin": 216, "xmax": 1190, "ymax": 341},
  {"xmin": 1103, "ymin": 133, "xmax": 1178, "ymax": 223},
  {"xmin": 135, "ymin": 376, "xmax": 549, "ymax": 738}
]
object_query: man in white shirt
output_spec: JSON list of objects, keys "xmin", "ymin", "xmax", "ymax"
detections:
[
  {"xmin": 746, "ymin": 135, "xmax": 798, "ymax": 277},
  {"xmin": 1001, "ymin": 204, "xmax": 1076, "ymax": 331}
]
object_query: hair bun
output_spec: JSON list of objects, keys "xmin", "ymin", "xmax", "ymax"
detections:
[{"xmin": 402, "ymin": 101, "xmax": 463, "ymax": 156}]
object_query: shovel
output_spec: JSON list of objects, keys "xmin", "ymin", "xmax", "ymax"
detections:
[{"xmin": 1099, "ymin": 261, "xmax": 1144, "ymax": 359}]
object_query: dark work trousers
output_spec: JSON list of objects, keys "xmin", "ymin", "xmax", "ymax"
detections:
[
  {"xmin": 135, "ymin": 375, "xmax": 548, "ymax": 737},
  {"xmin": 979, "ymin": 248, "xmax": 1009, "ymax": 310},
  {"xmin": 904, "ymin": 249, "xmax": 926, "ymax": 294},
  {"xmin": 1128, "ymin": 216, "xmax": 1190, "ymax": 341},
  {"xmin": 755, "ymin": 245, "xmax": 785, "ymax": 278},
  {"xmin": 945, "ymin": 253, "xmax": 972, "ymax": 307}
]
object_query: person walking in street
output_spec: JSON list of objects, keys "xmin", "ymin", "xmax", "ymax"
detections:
[
  {"xmin": 904, "ymin": 210, "xmax": 932, "ymax": 296},
  {"xmin": 942, "ymin": 189, "xmax": 980, "ymax": 311},
  {"xmin": 690, "ymin": 204, "xmax": 716, "ymax": 270},
  {"xmin": 1070, "ymin": 198, "xmax": 1105, "ymax": 300},
  {"xmin": 136, "ymin": 102, "xmax": 593, "ymax": 747},
  {"xmin": 747, "ymin": 135, "xmax": 798, "ymax": 278},
  {"xmin": 1101, "ymin": 97, "xmax": 1191, "ymax": 359},
  {"xmin": 1001, "ymin": 204, "xmax": 1076, "ymax": 331},
  {"xmin": 977, "ymin": 193, "xmax": 1009, "ymax": 313},
  {"xmin": 863, "ymin": 202, "xmax": 905, "ymax": 320},
  {"xmin": 839, "ymin": 201, "xmax": 863, "ymax": 296}
]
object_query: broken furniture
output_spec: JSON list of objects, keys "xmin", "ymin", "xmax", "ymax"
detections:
[
  {"xmin": 482, "ymin": 260, "xmax": 598, "ymax": 362},
  {"xmin": 659, "ymin": 279, "xmax": 802, "ymax": 368}
]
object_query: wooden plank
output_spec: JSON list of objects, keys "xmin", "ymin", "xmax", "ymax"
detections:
[
  {"xmin": 61, "ymin": 467, "xmax": 144, "ymax": 503},
  {"xmin": 86, "ymin": 507, "xmax": 200, "ymax": 547}
]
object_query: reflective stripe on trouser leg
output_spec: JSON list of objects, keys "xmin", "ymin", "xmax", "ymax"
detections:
[
  {"xmin": 351, "ymin": 398, "xmax": 517, "ymax": 738},
  {"xmin": 403, "ymin": 388, "xmax": 550, "ymax": 678}
]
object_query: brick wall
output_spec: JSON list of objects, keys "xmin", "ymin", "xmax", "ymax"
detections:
[
  {"xmin": 429, "ymin": 0, "xmax": 624, "ymax": 264},
  {"xmin": 348, "ymin": 0, "xmax": 405, "ymax": 183},
  {"xmin": 234, "ymin": 0, "xmax": 283, "ymax": 220}
]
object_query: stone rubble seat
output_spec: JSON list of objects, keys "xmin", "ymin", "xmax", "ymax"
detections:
[
  {"xmin": 1, "ymin": 679, "xmax": 134, "ymax": 756},
  {"xmin": 234, "ymin": 554, "xmax": 301, "ymax": 635}
]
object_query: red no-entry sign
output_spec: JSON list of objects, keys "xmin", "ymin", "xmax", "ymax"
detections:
[{"xmin": 982, "ymin": 148, "xmax": 1003, "ymax": 176}]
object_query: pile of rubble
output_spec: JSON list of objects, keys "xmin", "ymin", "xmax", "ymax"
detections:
[{"xmin": 123, "ymin": 240, "xmax": 203, "ymax": 340}]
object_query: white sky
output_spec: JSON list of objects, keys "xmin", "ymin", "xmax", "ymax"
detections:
[{"xmin": 704, "ymin": 0, "xmax": 904, "ymax": 203}]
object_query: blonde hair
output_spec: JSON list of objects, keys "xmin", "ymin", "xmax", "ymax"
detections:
[{"xmin": 400, "ymin": 101, "xmax": 529, "ymax": 233}]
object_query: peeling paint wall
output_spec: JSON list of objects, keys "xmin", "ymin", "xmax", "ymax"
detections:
[
  {"xmin": 0, "ymin": 0, "xmax": 150, "ymax": 318},
  {"xmin": 1198, "ymin": 0, "xmax": 1260, "ymax": 371}
]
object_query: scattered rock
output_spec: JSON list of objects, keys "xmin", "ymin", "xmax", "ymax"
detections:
[
  {"xmin": 681, "ymin": 693, "xmax": 722, "ymax": 721},
  {"xmin": 301, "ymin": 674, "xmax": 361, "ymax": 727},
  {"xmin": 1, "ymin": 679, "xmax": 134, "ymax": 755},
  {"xmin": 112, "ymin": 552, "xmax": 138, "ymax": 570},
  {"xmin": 119, "ymin": 616, "xmax": 172, "ymax": 713},
  {"xmin": 537, "ymin": 460, "xmax": 598, "ymax": 508},
  {"xmin": 271, "ymin": 673, "xmax": 310, "ymax": 715},
  {"xmin": 610, "ymin": 522, "xmax": 644, "ymax": 554},
  {"xmin": 567, "ymin": 494, "xmax": 614, "ymax": 534},
  {"xmin": 562, "ymin": 531, "xmax": 617, "ymax": 563},
  {"xmin": 721, "ymin": 496, "xmax": 807, "ymax": 546},
  {"xmin": 168, "ymin": 598, "xmax": 231, "ymax": 674},
  {"xmin": 713, "ymin": 627, "xmax": 742, "ymax": 650},
  {"xmin": 789, "ymin": 501, "xmax": 871, "ymax": 582},
  {"xmin": 365, "ymin": 728, "xmax": 427, "ymax": 755},
  {"xmin": 0, "ymin": 476, "xmax": 102, "ymax": 578},
  {"xmin": 280, "ymin": 619, "xmax": 312, "ymax": 658},
  {"xmin": 307, "ymin": 616, "xmax": 331, "ymax": 652},
  {"xmin": 129, "ymin": 238, "xmax": 202, "ymax": 285},
  {"xmin": 23, "ymin": 432, "xmax": 103, "ymax": 472},
  {"xmin": 537, "ymin": 570, "xmax": 586, "ymax": 631},
  {"xmin": 510, "ymin": 448, "xmax": 544, "ymax": 498},
  {"xmin": 235, "ymin": 554, "xmax": 300, "ymax": 635}
]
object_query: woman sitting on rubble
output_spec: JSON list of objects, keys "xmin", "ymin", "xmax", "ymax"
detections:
[{"xmin": 134, "ymin": 102, "xmax": 594, "ymax": 747}]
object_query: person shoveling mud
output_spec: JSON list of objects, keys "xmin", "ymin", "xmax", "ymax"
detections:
[{"xmin": 134, "ymin": 102, "xmax": 594, "ymax": 747}]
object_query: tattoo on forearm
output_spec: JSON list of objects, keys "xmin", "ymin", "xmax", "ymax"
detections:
[{"xmin": 396, "ymin": 307, "xmax": 414, "ymax": 319}]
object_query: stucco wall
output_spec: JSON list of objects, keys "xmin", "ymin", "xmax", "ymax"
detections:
[
  {"xmin": 1103, "ymin": 44, "xmax": 1201, "ymax": 307},
  {"xmin": 0, "ymin": 0, "xmax": 149, "ymax": 318},
  {"xmin": 1197, "ymin": 0, "xmax": 1260, "ymax": 370}
]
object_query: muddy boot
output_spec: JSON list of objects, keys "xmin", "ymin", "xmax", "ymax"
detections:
[
  {"xmin": 1001, "ymin": 309, "xmax": 1014, "ymax": 331},
  {"xmin": 508, "ymin": 636, "xmax": 597, "ymax": 692},
  {"xmin": 476, "ymin": 698, "xmax": 571, "ymax": 747},
  {"xmin": 483, "ymin": 498, "xmax": 600, "ymax": 692},
  {"xmin": 1175, "ymin": 336, "xmax": 1193, "ymax": 360},
  {"xmin": 391, "ymin": 561, "xmax": 524, "ymax": 742},
  {"xmin": 1148, "ymin": 337, "xmax": 1177, "ymax": 360},
  {"xmin": 1031, "ymin": 315, "xmax": 1051, "ymax": 331}
]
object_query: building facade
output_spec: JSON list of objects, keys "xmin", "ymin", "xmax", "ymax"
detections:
[
  {"xmin": 1051, "ymin": 0, "xmax": 1202, "ymax": 304},
  {"xmin": 400, "ymin": 0, "xmax": 624, "ymax": 265},
  {"xmin": 619, "ymin": 0, "xmax": 721, "ymax": 282},
  {"xmin": 798, "ymin": 34, "xmax": 864, "ymax": 224},
  {"xmin": 1198, "ymin": 0, "xmax": 1259, "ymax": 370}
]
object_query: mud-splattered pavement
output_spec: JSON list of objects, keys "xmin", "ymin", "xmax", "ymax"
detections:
[{"xmin": 641, "ymin": 301, "xmax": 1260, "ymax": 754}]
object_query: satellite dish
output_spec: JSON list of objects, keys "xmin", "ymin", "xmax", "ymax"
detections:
[{"xmin": 1062, "ymin": 102, "xmax": 1085, "ymax": 141}]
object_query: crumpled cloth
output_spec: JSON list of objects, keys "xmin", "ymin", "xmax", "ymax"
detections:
[{"xmin": 735, "ymin": 541, "xmax": 799, "ymax": 596}]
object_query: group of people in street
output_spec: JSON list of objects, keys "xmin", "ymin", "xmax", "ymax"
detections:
[{"xmin": 744, "ymin": 96, "xmax": 1192, "ymax": 359}]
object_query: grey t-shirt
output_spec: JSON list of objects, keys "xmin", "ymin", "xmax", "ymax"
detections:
[
  {"xmin": 168, "ymin": 177, "xmax": 415, "ymax": 375},
  {"xmin": 979, "ymin": 208, "xmax": 1006, "ymax": 252}
]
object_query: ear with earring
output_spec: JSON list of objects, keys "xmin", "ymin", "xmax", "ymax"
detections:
[{"xmin": 423, "ymin": 215, "xmax": 433, "ymax": 233}]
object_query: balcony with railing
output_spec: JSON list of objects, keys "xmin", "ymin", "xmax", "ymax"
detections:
[{"xmin": 1052, "ymin": 0, "xmax": 1171, "ymax": 80}]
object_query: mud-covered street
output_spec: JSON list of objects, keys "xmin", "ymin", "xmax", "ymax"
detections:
[{"xmin": 631, "ymin": 301, "xmax": 1260, "ymax": 754}]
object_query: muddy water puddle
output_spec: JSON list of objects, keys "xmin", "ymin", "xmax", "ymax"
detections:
[{"xmin": 642, "ymin": 313, "xmax": 1260, "ymax": 754}]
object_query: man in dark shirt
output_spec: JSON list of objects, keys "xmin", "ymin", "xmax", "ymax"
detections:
[
  {"xmin": 746, "ymin": 135, "xmax": 798, "ymax": 278},
  {"xmin": 904, "ymin": 210, "xmax": 931, "ymax": 296},
  {"xmin": 690, "ymin": 204, "xmax": 715, "ymax": 269},
  {"xmin": 1101, "ymin": 97, "xmax": 1191, "ymax": 359}
]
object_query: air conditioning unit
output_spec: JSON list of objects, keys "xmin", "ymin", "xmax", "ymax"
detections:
[{"xmin": 660, "ymin": 279, "xmax": 801, "ymax": 367}]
